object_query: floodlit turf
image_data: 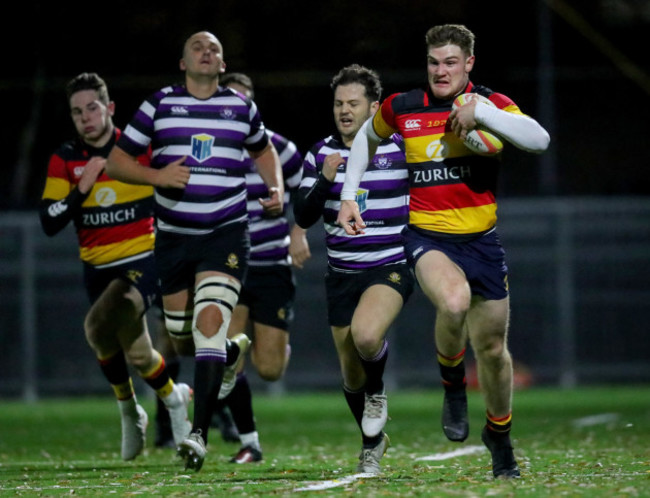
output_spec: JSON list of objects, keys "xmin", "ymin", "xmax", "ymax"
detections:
[{"xmin": 0, "ymin": 386, "xmax": 648, "ymax": 496}]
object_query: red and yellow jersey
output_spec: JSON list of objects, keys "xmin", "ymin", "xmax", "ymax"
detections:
[
  {"xmin": 41, "ymin": 129, "xmax": 155, "ymax": 266},
  {"xmin": 373, "ymin": 82, "xmax": 524, "ymax": 236}
]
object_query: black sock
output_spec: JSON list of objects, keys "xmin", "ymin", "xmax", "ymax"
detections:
[
  {"xmin": 358, "ymin": 340, "xmax": 388, "ymax": 395},
  {"xmin": 343, "ymin": 385, "xmax": 382, "ymax": 448},
  {"xmin": 192, "ymin": 360, "xmax": 225, "ymax": 443},
  {"xmin": 225, "ymin": 339, "xmax": 241, "ymax": 366},
  {"xmin": 226, "ymin": 373, "xmax": 256, "ymax": 434}
]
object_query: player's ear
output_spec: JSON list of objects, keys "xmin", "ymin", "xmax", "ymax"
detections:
[
  {"xmin": 465, "ymin": 55, "xmax": 475, "ymax": 73},
  {"xmin": 107, "ymin": 101, "xmax": 116, "ymax": 117},
  {"xmin": 180, "ymin": 58, "xmax": 187, "ymax": 71},
  {"xmin": 220, "ymin": 61, "xmax": 227, "ymax": 74}
]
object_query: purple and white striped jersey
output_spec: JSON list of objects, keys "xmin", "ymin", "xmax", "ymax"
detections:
[
  {"xmin": 117, "ymin": 85, "xmax": 269, "ymax": 235},
  {"xmin": 245, "ymin": 130, "xmax": 303, "ymax": 266},
  {"xmin": 299, "ymin": 134, "xmax": 409, "ymax": 272}
]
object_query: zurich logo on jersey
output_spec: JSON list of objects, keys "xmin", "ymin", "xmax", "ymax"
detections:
[{"xmin": 191, "ymin": 133, "xmax": 214, "ymax": 162}]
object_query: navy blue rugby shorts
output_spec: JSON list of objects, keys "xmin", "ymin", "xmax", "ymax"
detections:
[
  {"xmin": 155, "ymin": 223, "xmax": 250, "ymax": 295},
  {"xmin": 402, "ymin": 225, "xmax": 509, "ymax": 300},
  {"xmin": 83, "ymin": 252, "xmax": 160, "ymax": 311},
  {"xmin": 239, "ymin": 265, "xmax": 296, "ymax": 331},
  {"xmin": 325, "ymin": 263, "xmax": 414, "ymax": 327}
]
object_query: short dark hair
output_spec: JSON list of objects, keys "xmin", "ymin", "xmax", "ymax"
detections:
[
  {"xmin": 220, "ymin": 72, "xmax": 255, "ymax": 98},
  {"xmin": 65, "ymin": 72, "xmax": 110, "ymax": 104},
  {"xmin": 330, "ymin": 64, "xmax": 382, "ymax": 102},
  {"xmin": 425, "ymin": 24, "xmax": 475, "ymax": 57}
]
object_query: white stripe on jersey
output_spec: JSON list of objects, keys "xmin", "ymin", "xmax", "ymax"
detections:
[
  {"xmin": 153, "ymin": 144, "xmax": 244, "ymax": 162},
  {"xmin": 191, "ymin": 174, "xmax": 244, "ymax": 187},
  {"xmin": 324, "ymin": 224, "xmax": 405, "ymax": 237},
  {"xmin": 123, "ymin": 124, "xmax": 151, "ymax": 147},
  {"xmin": 328, "ymin": 245, "xmax": 405, "ymax": 262},
  {"xmin": 155, "ymin": 117, "xmax": 253, "ymax": 134},
  {"xmin": 156, "ymin": 218, "xmax": 244, "ymax": 235},
  {"xmin": 155, "ymin": 190, "xmax": 247, "ymax": 213}
]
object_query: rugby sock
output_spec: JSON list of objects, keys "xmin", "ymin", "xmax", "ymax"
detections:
[
  {"xmin": 192, "ymin": 359, "xmax": 225, "ymax": 443},
  {"xmin": 226, "ymin": 373, "xmax": 256, "ymax": 435},
  {"xmin": 141, "ymin": 352, "xmax": 174, "ymax": 399},
  {"xmin": 437, "ymin": 347, "xmax": 467, "ymax": 392},
  {"xmin": 343, "ymin": 385, "xmax": 383, "ymax": 448},
  {"xmin": 98, "ymin": 351, "xmax": 134, "ymax": 401},
  {"xmin": 485, "ymin": 411, "xmax": 513, "ymax": 434},
  {"xmin": 359, "ymin": 339, "xmax": 388, "ymax": 395},
  {"xmin": 156, "ymin": 358, "xmax": 180, "ymax": 427},
  {"xmin": 225, "ymin": 338, "xmax": 240, "ymax": 367},
  {"xmin": 239, "ymin": 431, "xmax": 261, "ymax": 451}
]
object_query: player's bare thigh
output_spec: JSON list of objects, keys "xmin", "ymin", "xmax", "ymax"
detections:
[
  {"xmin": 415, "ymin": 249, "xmax": 471, "ymax": 313},
  {"xmin": 350, "ymin": 284, "xmax": 403, "ymax": 357}
]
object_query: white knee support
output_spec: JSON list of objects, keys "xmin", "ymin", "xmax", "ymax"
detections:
[
  {"xmin": 164, "ymin": 309, "xmax": 194, "ymax": 341},
  {"xmin": 192, "ymin": 276, "xmax": 241, "ymax": 355}
]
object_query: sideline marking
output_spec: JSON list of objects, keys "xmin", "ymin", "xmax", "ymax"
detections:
[
  {"xmin": 295, "ymin": 446, "xmax": 487, "ymax": 492},
  {"xmin": 295, "ymin": 473, "xmax": 377, "ymax": 492},
  {"xmin": 415, "ymin": 445, "xmax": 486, "ymax": 461},
  {"xmin": 572, "ymin": 413, "xmax": 619, "ymax": 428}
]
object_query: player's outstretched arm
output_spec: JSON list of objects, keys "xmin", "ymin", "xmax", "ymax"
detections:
[{"xmin": 337, "ymin": 118, "xmax": 381, "ymax": 235}]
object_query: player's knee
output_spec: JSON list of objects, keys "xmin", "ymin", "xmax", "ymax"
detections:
[
  {"xmin": 474, "ymin": 335, "xmax": 508, "ymax": 364},
  {"xmin": 192, "ymin": 275, "xmax": 241, "ymax": 345},
  {"xmin": 256, "ymin": 360, "xmax": 285, "ymax": 382},
  {"xmin": 439, "ymin": 291, "xmax": 470, "ymax": 318},
  {"xmin": 195, "ymin": 304, "xmax": 222, "ymax": 338},
  {"xmin": 124, "ymin": 348, "xmax": 152, "ymax": 369}
]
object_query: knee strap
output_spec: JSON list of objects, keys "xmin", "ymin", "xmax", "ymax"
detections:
[
  {"xmin": 164, "ymin": 309, "xmax": 193, "ymax": 341},
  {"xmin": 192, "ymin": 276, "xmax": 241, "ymax": 356}
]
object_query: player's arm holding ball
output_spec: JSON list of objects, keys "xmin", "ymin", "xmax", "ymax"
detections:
[{"xmin": 450, "ymin": 94, "xmax": 550, "ymax": 154}]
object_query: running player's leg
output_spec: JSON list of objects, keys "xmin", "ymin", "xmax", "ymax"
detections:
[
  {"xmin": 415, "ymin": 250, "xmax": 471, "ymax": 442},
  {"xmin": 467, "ymin": 296, "xmax": 520, "ymax": 478}
]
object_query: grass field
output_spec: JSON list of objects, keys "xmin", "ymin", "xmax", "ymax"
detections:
[{"xmin": 0, "ymin": 386, "xmax": 648, "ymax": 496}]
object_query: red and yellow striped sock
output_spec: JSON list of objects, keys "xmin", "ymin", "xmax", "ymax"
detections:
[
  {"xmin": 98, "ymin": 351, "xmax": 135, "ymax": 401},
  {"xmin": 437, "ymin": 348, "xmax": 467, "ymax": 390},
  {"xmin": 486, "ymin": 411, "xmax": 512, "ymax": 434},
  {"xmin": 141, "ymin": 353, "xmax": 174, "ymax": 399}
]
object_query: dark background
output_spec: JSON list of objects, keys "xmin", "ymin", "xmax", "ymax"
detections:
[{"xmin": 3, "ymin": 0, "xmax": 650, "ymax": 209}]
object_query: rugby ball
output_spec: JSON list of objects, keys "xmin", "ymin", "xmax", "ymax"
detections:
[{"xmin": 452, "ymin": 93, "xmax": 504, "ymax": 156}]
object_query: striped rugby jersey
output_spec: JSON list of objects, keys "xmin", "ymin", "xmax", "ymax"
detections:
[
  {"xmin": 299, "ymin": 134, "xmax": 409, "ymax": 272},
  {"xmin": 117, "ymin": 85, "xmax": 270, "ymax": 235},
  {"xmin": 245, "ymin": 130, "xmax": 303, "ymax": 267},
  {"xmin": 41, "ymin": 130, "xmax": 155, "ymax": 267},
  {"xmin": 373, "ymin": 82, "xmax": 524, "ymax": 236}
]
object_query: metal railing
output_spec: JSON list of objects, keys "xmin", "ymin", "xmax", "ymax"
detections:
[{"xmin": 1, "ymin": 197, "xmax": 649, "ymax": 400}]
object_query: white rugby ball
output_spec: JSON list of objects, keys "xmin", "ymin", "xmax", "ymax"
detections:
[{"xmin": 452, "ymin": 93, "xmax": 504, "ymax": 156}]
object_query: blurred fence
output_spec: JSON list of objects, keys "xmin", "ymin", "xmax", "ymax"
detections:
[{"xmin": 1, "ymin": 196, "xmax": 649, "ymax": 400}]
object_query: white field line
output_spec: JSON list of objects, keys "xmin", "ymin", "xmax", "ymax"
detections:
[
  {"xmin": 294, "ymin": 445, "xmax": 487, "ymax": 492},
  {"xmin": 415, "ymin": 445, "xmax": 486, "ymax": 461},
  {"xmin": 572, "ymin": 413, "xmax": 620, "ymax": 428},
  {"xmin": 295, "ymin": 473, "xmax": 378, "ymax": 492}
]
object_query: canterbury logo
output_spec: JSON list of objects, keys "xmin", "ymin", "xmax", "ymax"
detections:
[
  {"xmin": 404, "ymin": 119, "xmax": 421, "ymax": 130},
  {"xmin": 47, "ymin": 200, "xmax": 68, "ymax": 217},
  {"xmin": 171, "ymin": 106, "xmax": 189, "ymax": 115}
]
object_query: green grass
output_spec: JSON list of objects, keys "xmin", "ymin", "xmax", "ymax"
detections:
[{"xmin": 0, "ymin": 386, "xmax": 649, "ymax": 496}]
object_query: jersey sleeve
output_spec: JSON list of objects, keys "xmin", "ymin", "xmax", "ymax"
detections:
[
  {"xmin": 39, "ymin": 153, "xmax": 88, "ymax": 236},
  {"xmin": 293, "ymin": 144, "xmax": 332, "ymax": 229},
  {"xmin": 372, "ymin": 93, "xmax": 401, "ymax": 139},
  {"xmin": 116, "ymin": 92, "xmax": 161, "ymax": 157}
]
